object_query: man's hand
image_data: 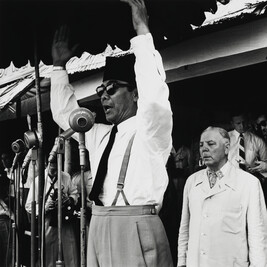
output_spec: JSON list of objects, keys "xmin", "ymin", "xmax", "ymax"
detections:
[
  {"xmin": 120, "ymin": 0, "xmax": 149, "ymax": 36},
  {"xmin": 45, "ymin": 199, "xmax": 56, "ymax": 213},
  {"xmin": 52, "ymin": 25, "xmax": 79, "ymax": 67},
  {"xmin": 248, "ymin": 160, "xmax": 267, "ymax": 173}
]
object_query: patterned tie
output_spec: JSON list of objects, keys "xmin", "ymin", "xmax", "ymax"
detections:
[
  {"xmin": 89, "ymin": 125, "xmax": 118, "ymax": 205},
  {"xmin": 207, "ymin": 170, "xmax": 223, "ymax": 188},
  {"xmin": 208, "ymin": 172, "xmax": 217, "ymax": 188},
  {"xmin": 239, "ymin": 133, "xmax": 246, "ymax": 170}
]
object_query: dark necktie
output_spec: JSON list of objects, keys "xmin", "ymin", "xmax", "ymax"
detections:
[
  {"xmin": 239, "ymin": 133, "xmax": 246, "ymax": 170},
  {"xmin": 89, "ymin": 125, "xmax": 118, "ymax": 205}
]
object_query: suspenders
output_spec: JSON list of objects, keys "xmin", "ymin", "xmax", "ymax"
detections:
[{"xmin": 111, "ymin": 133, "xmax": 135, "ymax": 206}]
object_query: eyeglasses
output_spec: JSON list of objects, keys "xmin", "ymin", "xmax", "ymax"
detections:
[
  {"xmin": 258, "ymin": 120, "xmax": 267, "ymax": 127},
  {"xmin": 96, "ymin": 81, "xmax": 133, "ymax": 98}
]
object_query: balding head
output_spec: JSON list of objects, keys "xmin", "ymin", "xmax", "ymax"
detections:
[{"xmin": 200, "ymin": 126, "xmax": 230, "ymax": 171}]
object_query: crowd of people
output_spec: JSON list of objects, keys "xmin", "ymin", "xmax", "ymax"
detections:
[{"xmin": 1, "ymin": 0, "xmax": 267, "ymax": 266}]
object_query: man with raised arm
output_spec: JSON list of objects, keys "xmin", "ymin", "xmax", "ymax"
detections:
[{"xmin": 50, "ymin": 0, "xmax": 173, "ymax": 266}]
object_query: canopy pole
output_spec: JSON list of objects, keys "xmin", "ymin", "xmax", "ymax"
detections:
[{"xmin": 33, "ymin": 31, "xmax": 45, "ymax": 267}]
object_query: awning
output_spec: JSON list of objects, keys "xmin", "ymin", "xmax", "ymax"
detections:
[
  {"xmin": 0, "ymin": 45, "xmax": 129, "ymax": 114},
  {"xmin": 0, "ymin": 78, "xmax": 34, "ymax": 110},
  {"xmin": 1, "ymin": 1, "xmax": 267, "ymax": 121},
  {"xmin": 0, "ymin": 0, "xmax": 228, "ymax": 69}
]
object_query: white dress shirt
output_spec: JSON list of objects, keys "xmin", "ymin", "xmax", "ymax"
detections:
[
  {"xmin": 178, "ymin": 161, "xmax": 267, "ymax": 267},
  {"xmin": 50, "ymin": 33, "xmax": 173, "ymax": 210},
  {"xmin": 25, "ymin": 169, "xmax": 78, "ymax": 215},
  {"xmin": 228, "ymin": 129, "xmax": 267, "ymax": 171}
]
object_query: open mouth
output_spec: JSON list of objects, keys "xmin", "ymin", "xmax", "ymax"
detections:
[{"xmin": 103, "ymin": 104, "xmax": 112, "ymax": 113}]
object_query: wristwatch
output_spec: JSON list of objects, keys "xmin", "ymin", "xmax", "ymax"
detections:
[{"xmin": 53, "ymin": 66, "xmax": 65, "ymax": 71}]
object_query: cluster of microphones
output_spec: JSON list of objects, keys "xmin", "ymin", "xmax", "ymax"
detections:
[{"xmin": 10, "ymin": 107, "xmax": 95, "ymax": 183}]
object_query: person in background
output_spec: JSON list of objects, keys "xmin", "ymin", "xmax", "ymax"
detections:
[
  {"xmin": 0, "ymin": 164, "xmax": 13, "ymax": 267},
  {"xmin": 174, "ymin": 145, "xmax": 192, "ymax": 190},
  {"xmin": 159, "ymin": 147, "xmax": 181, "ymax": 266},
  {"xmin": 254, "ymin": 113, "xmax": 267, "ymax": 144},
  {"xmin": 50, "ymin": 0, "xmax": 173, "ymax": 266},
  {"xmin": 228, "ymin": 111, "xmax": 267, "ymax": 179},
  {"xmin": 70, "ymin": 147, "xmax": 93, "ymax": 261},
  {"xmin": 1, "ymin": 149, "xmax": 32, "ymax": 266},
  {"xmin": 250, "ymin": 113, "xmax": 267, "ymax": 203},
  {"xmin": 71, "ymin": 148, "xmax": 93, "ymax": 220},
  {"xmin": 1, "ymin": 151, "xmax": 13, "ymax": 180},
  {"xmin": 178, "ymin": 126, "xmax": 267, "ymax": 267},
  {"xmin": 25, "ymin": 160, "xmax": 79, "ymax": 267}
]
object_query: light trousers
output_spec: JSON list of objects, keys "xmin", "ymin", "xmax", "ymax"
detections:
[{"xmin": 87, "ymin": 205, "xmax": 174, "ymax": 267}]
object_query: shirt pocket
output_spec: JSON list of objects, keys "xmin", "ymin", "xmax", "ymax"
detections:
[{"xmin": 221, "ymin": 206, "xmax": 243, "ymax": 234}]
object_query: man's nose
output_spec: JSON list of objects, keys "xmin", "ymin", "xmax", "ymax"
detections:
[
  {"xmin": 201, "ymin": 146, "xmax": 209, "ymax": 152},
  {"xmin": 101, "ymin": 90, "xmax": 110, "ymax": 100},
  {"xmin": 240, "ymin": 122, "xmax": 246, "ymax": 129}
]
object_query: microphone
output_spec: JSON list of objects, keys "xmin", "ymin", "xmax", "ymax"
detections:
[
  {"xmin": 68, "ymin": 107, "xmax": 95, "ymax": 133},
  {"xmin": 69, "ymin": 107, "xmax": 95, "ymax": 166},
  {"xmin": 48, "ymin": 107, "xmax": 95, "ymax": 163},
  {"xmin": 10, "ymin": 139, "xmax": 26, "ymax": 173},
  {"xmin": 48, "ymin": 128, "xmax": 76, "ymax": 163},
  {"xmin": 11, "ymin": 139, "xmax": 25, "ymax": 154}
]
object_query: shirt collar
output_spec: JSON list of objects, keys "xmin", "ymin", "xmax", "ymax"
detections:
[
  {"xmin": 194, "ymin": 161, "xmax": 234, "ymax": 188},
  {"xmin": 207, "ymin": 169, "xmax": 223, "ymax": 179},
  {"xmin": 116, "ymin": 116, "xmax": 136, "ymax": 134},
  {"xmin": 233, "ymin": 129, "xmax": 248, "ymax": 139}
]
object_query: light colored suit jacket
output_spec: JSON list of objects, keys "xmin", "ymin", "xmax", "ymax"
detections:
[{"xmin": 178, "ymin": 161, "xmax": 267, "ymax": 267}]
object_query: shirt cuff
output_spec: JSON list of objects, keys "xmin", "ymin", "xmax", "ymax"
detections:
[
  {"xmin": 53, "ymin": 66, "xmax": 65, "ymax": 71},
  {"xmin": 130, "ymin": 33, "xmax": 155, "ymax": 51},
  {"xmin": 51, "ymin": 69, "xmax": 69, "ymax": 85}
]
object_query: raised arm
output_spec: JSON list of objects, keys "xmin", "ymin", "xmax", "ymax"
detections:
[
  {"xmin": 52, "ymin": 25, "xmax": 78, "ymax": 68},
  {"xmin": 50, "ymin": 25, "xmax": 81, "ymax": 133},
  {"xmin": 122, "ymin": 0, "xmax": 173, "ymax": 161},
  {"xmin": 120, "ymin": 0, "xmax": 149, "ymax": 36}
]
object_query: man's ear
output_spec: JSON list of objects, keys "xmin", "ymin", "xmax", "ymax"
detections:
[
  {"xmin": 132, "ymin": 88, "xmax": 138, "ymax": 102},
  {"xmin": 225, "ymin": 140, "xmax": 230, "ymax": 154}
]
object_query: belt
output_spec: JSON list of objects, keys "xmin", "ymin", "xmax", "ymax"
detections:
[{"xmin": 92, "ymin": 204, "xmax": 157, "ymax": 216}]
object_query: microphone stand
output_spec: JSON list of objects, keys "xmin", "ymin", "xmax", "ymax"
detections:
[
  {"xmin": 68, "ymin": 107, "xmax": 95, "ymax": 267},
  {"xmin": 11, "ymin": 170, "xmax": 16, "ymax": 267},
  {"xmin": 78, "ymin": 133, "xmax": 87, "ymax": 267},
  {"xmin": 30, "ymin": 148, "xmax": 38, "ymax": 267},
  {"xmin": 10, "ymin": 139, "xmax": 25, "ymax": 267},
  {"xmin": 56, "ymin": 137, "xmax": 65, "ymax": 267},
  {"xmin": 15, "ymin": 164, "xmax": 21, "ymax": 267}
]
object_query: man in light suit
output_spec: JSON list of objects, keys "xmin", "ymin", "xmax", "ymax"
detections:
[{"xmin": 177, "ymin": 126, "xmax": 267, "ymax": 267}]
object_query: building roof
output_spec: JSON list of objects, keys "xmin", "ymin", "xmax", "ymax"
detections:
[
  {"xmin": 0, "ymin": 0, "xmax": 266, "ymax": 118},
  {"xmin": 0, "ymin": 0, "xmax": 229, "ymax": 69}
]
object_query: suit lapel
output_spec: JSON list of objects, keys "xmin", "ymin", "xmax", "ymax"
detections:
[{"xmin": 200, "ymin": 171, "xmax": 228, "ymax": 199}]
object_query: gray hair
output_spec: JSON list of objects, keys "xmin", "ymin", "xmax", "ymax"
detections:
[{"xmin": 201, "ymin": 126, "xmax": 230, "ymax": 144}]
